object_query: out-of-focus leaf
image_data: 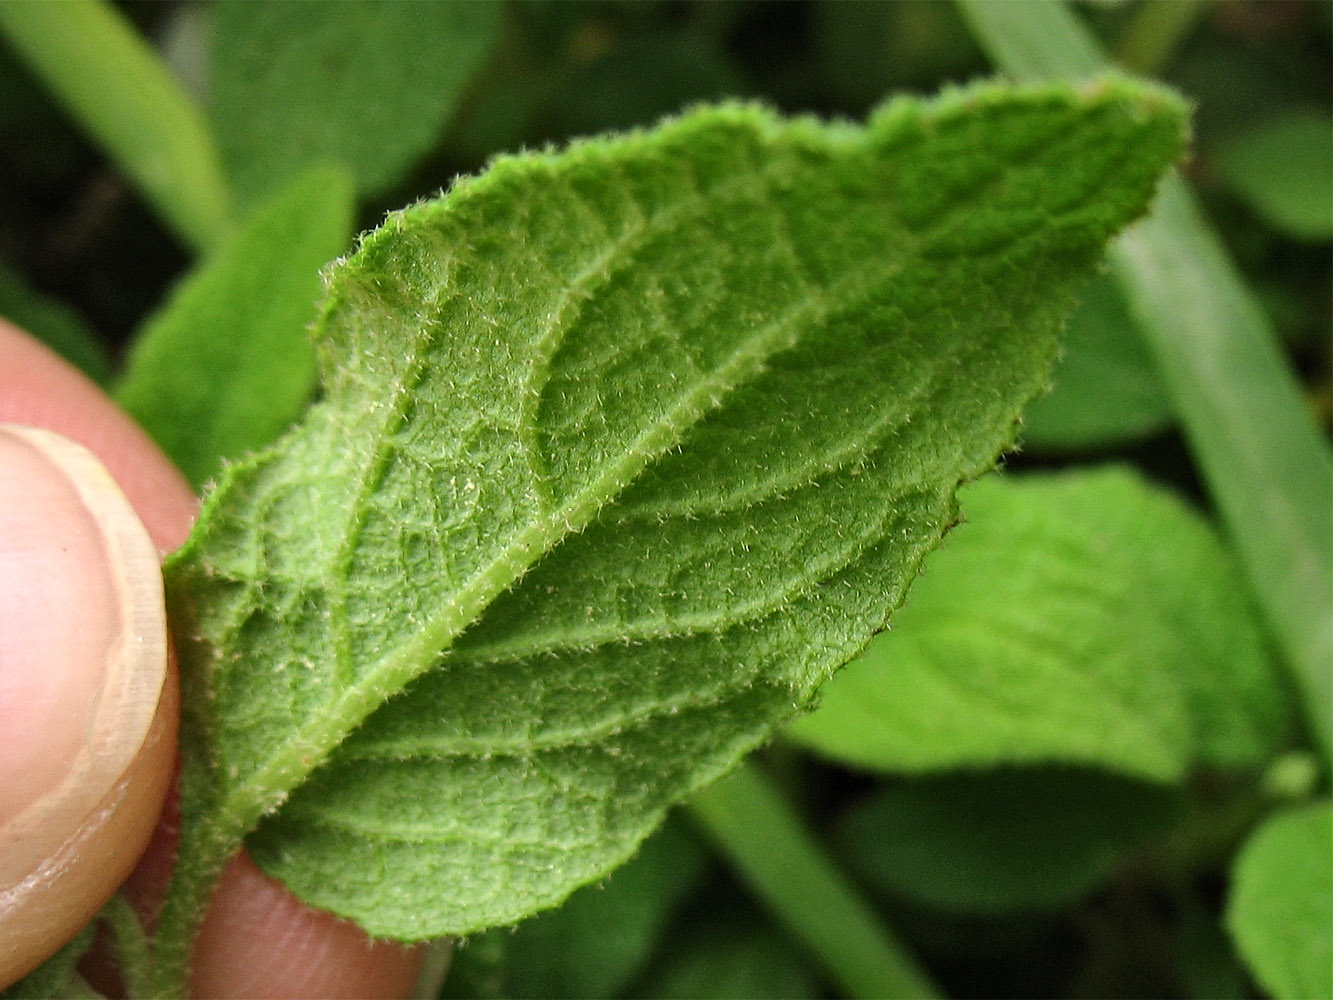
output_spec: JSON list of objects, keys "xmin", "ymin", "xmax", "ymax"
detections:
[
  {"xmin": 1021, "ymin": 273, "xmax": 1171, "ymax": 448},
  {"xmin": 0, "ymin": 0, "xmax": 231, "ymax": 252},
  {"xmin": 535, "ymin": 33, "xmax": 750, "ymax": 140},
  {"xmin": 1212, "ymin": 110, "xmax": 1333, "ymax": 242},
  {"xmin": 0, "ymin": 263, "xmax": 111, "ymax": 385},
  {"xmin": 447, "ymin": 818, "xmax": 709, "ymax": 999},
  {"xmin": 813, "ymin": 1, "xmax": 983, "ymax": 110},
  {"xmin": 635, "ymin": 911, "xmax": 822, "ymax": 999},
  {"xmin": 1226, "ymin": 800, "xmax": 1333, "ymax": 1000},
  {"xmin": 835, "ymin": 768, "xmax": 1178, "ymax": 915},
  {"xmin": 209, "ymin": 0, "xmax": 501, "ymax": 204},
  {"xmin": 787, "ymin": 468, "xmax": 1287, "ymax": 781},
  {"xmin": 116, "ymin": 165, "xmax": 354, "ymax": 487}
]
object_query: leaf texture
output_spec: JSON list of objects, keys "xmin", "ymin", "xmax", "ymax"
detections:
[
  {"xmin": 165, "ymin": 79, "xmax": 1186, "ymax": 939},
  {"xmin": 786, "ymin": 467, "xmax": 1287, "ymax": 782}
]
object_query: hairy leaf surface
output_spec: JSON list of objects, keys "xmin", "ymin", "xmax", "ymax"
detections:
[
  {"xmin": 449, "ymin": 818, "xmax": 709, "ymax": 999},
  {"xmin": 1021, "ymin": 274, "xmax": 1171, "ymax": 449},
  {"xmin": 787, "ymin": 467, "xmax": 1286, "ymax": 781},
  {"xmin": 166, "ymin": 80, "xmax": 1185, "ymax": 939}
]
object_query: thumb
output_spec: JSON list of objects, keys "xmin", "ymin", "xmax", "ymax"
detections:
[{"xmin": 0, "ymin": 425, "xmax": 177, "ymax": 987}]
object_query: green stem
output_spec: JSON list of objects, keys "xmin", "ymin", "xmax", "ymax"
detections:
[
  {"xmin": 0, "ymin": 0, "xmax": 232, "ymax": 253},
  {"xmin": 957, "ymin": 0, "xmax": 1333, "ymax": 775},
  {"xmin": 688, "ymin": 758, "xmax": 942, "ymax": 1000},
  {"xmin": 101, "ymin": 895, "xmax": 153, "ymax": 1000},
  {"xmin": 1112, "ymin": 0, "xmax": 1209, "ymax": 76}
]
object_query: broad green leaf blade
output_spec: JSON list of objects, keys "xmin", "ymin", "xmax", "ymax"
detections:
[
  {"xmin": 0, "ymin": 0, "xmax": 231, "ymax": 252},
  {"xmin": 1212, "ymin": 110, "xmax": 1333, "ymax": 242},
  {"xmin": 1020, "ymin": 274, "xmax": 1171, "ymax": 449},
  {"xmin": 786, "ymin": 468, "xmax": 1287, "ymax": 781},
  {"xmin": 635, "ymin": 923, "xmax": 822, "ymax": 1000},
  {"xmin": 163, "ymin": 81, "xmax": 1184, "ymax": 953},
  {"xmin": 449, "ymin": 818, "xmax": 708, "ymax": 999},
  {"xmin": 959, "ymin": 0, "xmax": 1333, "ymax": 779},
  {"xmin": 209, "ymin": 0, "xmax": 501, "ymax": 205},
  {"xmin": 116, "ymin": 166, "xmax": 355, "ymax": 488},
  {"xmin": 1226, "ymin": 801, "xmax": 1333, "ymax": 1000},
  {"xmin": 834, "ymin": 768, "xmax": 1178, "ymax": 915}
]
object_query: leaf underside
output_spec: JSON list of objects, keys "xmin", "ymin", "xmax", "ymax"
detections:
[
  {"xmin": 166, "ymin": 78, "xmax": 1185, "ymax": 939},
  {"xmin": 786, "ymin": 467, "xmax": 1286, "ymax": 781}
]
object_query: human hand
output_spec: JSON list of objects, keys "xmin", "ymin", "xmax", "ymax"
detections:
[{"xmin": 0, "ymin": 320, "xmax": 424, "ymax": 997}]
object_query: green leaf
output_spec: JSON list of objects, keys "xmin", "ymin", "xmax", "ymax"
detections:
[
  {"xmin": 156, "ymin": 79, "xmax": 1184, "ymax": 977},
  {"xmin": 835, "ymin": 768, "xmax": 1178, "ymax": 915},
  {"xmin": 787, "ymin": 467, "xmax": 1286, "ymax": 781},
  {"xmin": 0, "ymin": 0, "xmax": 232, "ymax": 252},
  {"xmin": 536, "ymin": 32, "xmax": 751, "ymax": 138},
  {"xmin": 1226, "ymin": 801, "xmax": 1333, "ymax": 1000},
  {"xmin": 116, "ymin": 165, "xmax": 355, "ymax": 488},
  {"xmin": 0, "ymin": 263, "xmax": 112, "ymax": 386},
  {"xmin": 208, "ymin": 0, "xmax": 501, "ymax": 205},
  {"xmin": 1212, "ymin": 110, "xmax": 1333, "ymax": 242},
  {"xmin": 448, "ymin": 817, "xmax": 708, "ymax": 999},
  {"xmin": 1020, "ymin": 273, "xmax": 1171, "ymax": 449},
  {"xmin": 961, "ymin": 0, "xmax": 1333, "ymax": 781},
  {"xmin": 0, "ymin": 925, "xmax": 96, "ymax": 1000},
  {"xmin": 636, "ymin": 921, "xmax": 823, "ymax": 1000}
]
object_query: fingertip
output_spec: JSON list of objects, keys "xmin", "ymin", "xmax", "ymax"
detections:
[
  {"xmin": 191, "ymin": 854, "xmax": 425, "ymax": 1000},
  {"xmin": 0, "ymin": 426, "xmax": 175, "ymax": 987},
  {"xmin": 0, "ymin": 320, "xmax": 196, "ymax": 552}
]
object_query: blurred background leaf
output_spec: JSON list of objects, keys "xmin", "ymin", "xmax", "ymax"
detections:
[{"xmin": 208, "ymin": 0, "xmax": 501, "ymax": 206}]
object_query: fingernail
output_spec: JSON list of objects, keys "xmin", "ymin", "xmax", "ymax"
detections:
[{"xmin": 0, "ymin": 425, "xmax": 170, "ymax": 984}]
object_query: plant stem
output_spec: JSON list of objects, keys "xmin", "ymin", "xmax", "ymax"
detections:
[
  {"xmin": 688, "ymin": 758, "xmax": 942, "ymax": 1000},
  {"xmin": 0, "ymin": 0, "xmax": 232, "ymax": 253},
  {"xmin": 956, "ymin": 0, "xmax": 1333, "ymax": 774},
  {"xmin": 1112, "ymin": 0, "xmax": 1209, "ymax": 76},
  {"xmin": 101, "ymin": 895, "xmax": 153, "ymax": 1000}
]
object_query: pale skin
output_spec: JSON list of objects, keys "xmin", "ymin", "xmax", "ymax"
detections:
[{"xmin": 0, "ymin": 320, "xmax": 423, "ymax": 997}]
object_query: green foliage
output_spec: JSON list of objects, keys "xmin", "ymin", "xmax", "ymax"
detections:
[
  {"xmin": 1020, "ymin": 275, "xmax": 1171, "ymax": 449},
  {"xmin": 1226, "ymin": 801, "xmax": 1333, "ymax": 1000},
  {"xmin": 787, "ymin": 467, "xmax": 1286, "ymax": 780},
  {"xmin": 0, "ymin": 263, "xmax": 111, "ymax": 385},
  {"xmin": 208, "ymin": 0, "xmax": 500, "ymax": 205},
  {"xmin": 1, "ymin": 2, "xmax": 1325, "ymax": 997},
  {"xmin": 158, "ymin": 79, "xmax": 1183, "ymax": 977},
  {"xmin": 961, "ymin": 0, "xmax": 1333, "ymax": 775},
  {"xmin": 0, "ymin": 926, "xmax": 95, "ymax": 1000},
  {"xmin": 447, "ymin": 818, "xmax": 709, "ymax": 999},
  {"xmin": 636, "ymin": 921, "xmax": 822, "ymax": 999},
  {"xmin": 1213, "ymin": 110, "xmax": 1333, "ymax": 242},
  {"xmin": 835, "ymin": 768, "xmax": 1179, "ymax": 915},
  {"xmin": 0, "ymin": 0, "xmax": 231, "ymax": 251},
  {"xmin": 116, "ymin": 165, "xmax": 355, "ymax": 487},
  {"xmin": 690, "ymin": 759, "xmax": 942, "ymax": 999}
]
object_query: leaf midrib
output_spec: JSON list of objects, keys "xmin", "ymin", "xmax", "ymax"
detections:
[
  {"xmin": 218, "ymin": 102, "xmax": 1107, "ymax": 837},
  {"xmin": 220, "ymin": 258, "xmax": 867, "ymax": 833}
]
